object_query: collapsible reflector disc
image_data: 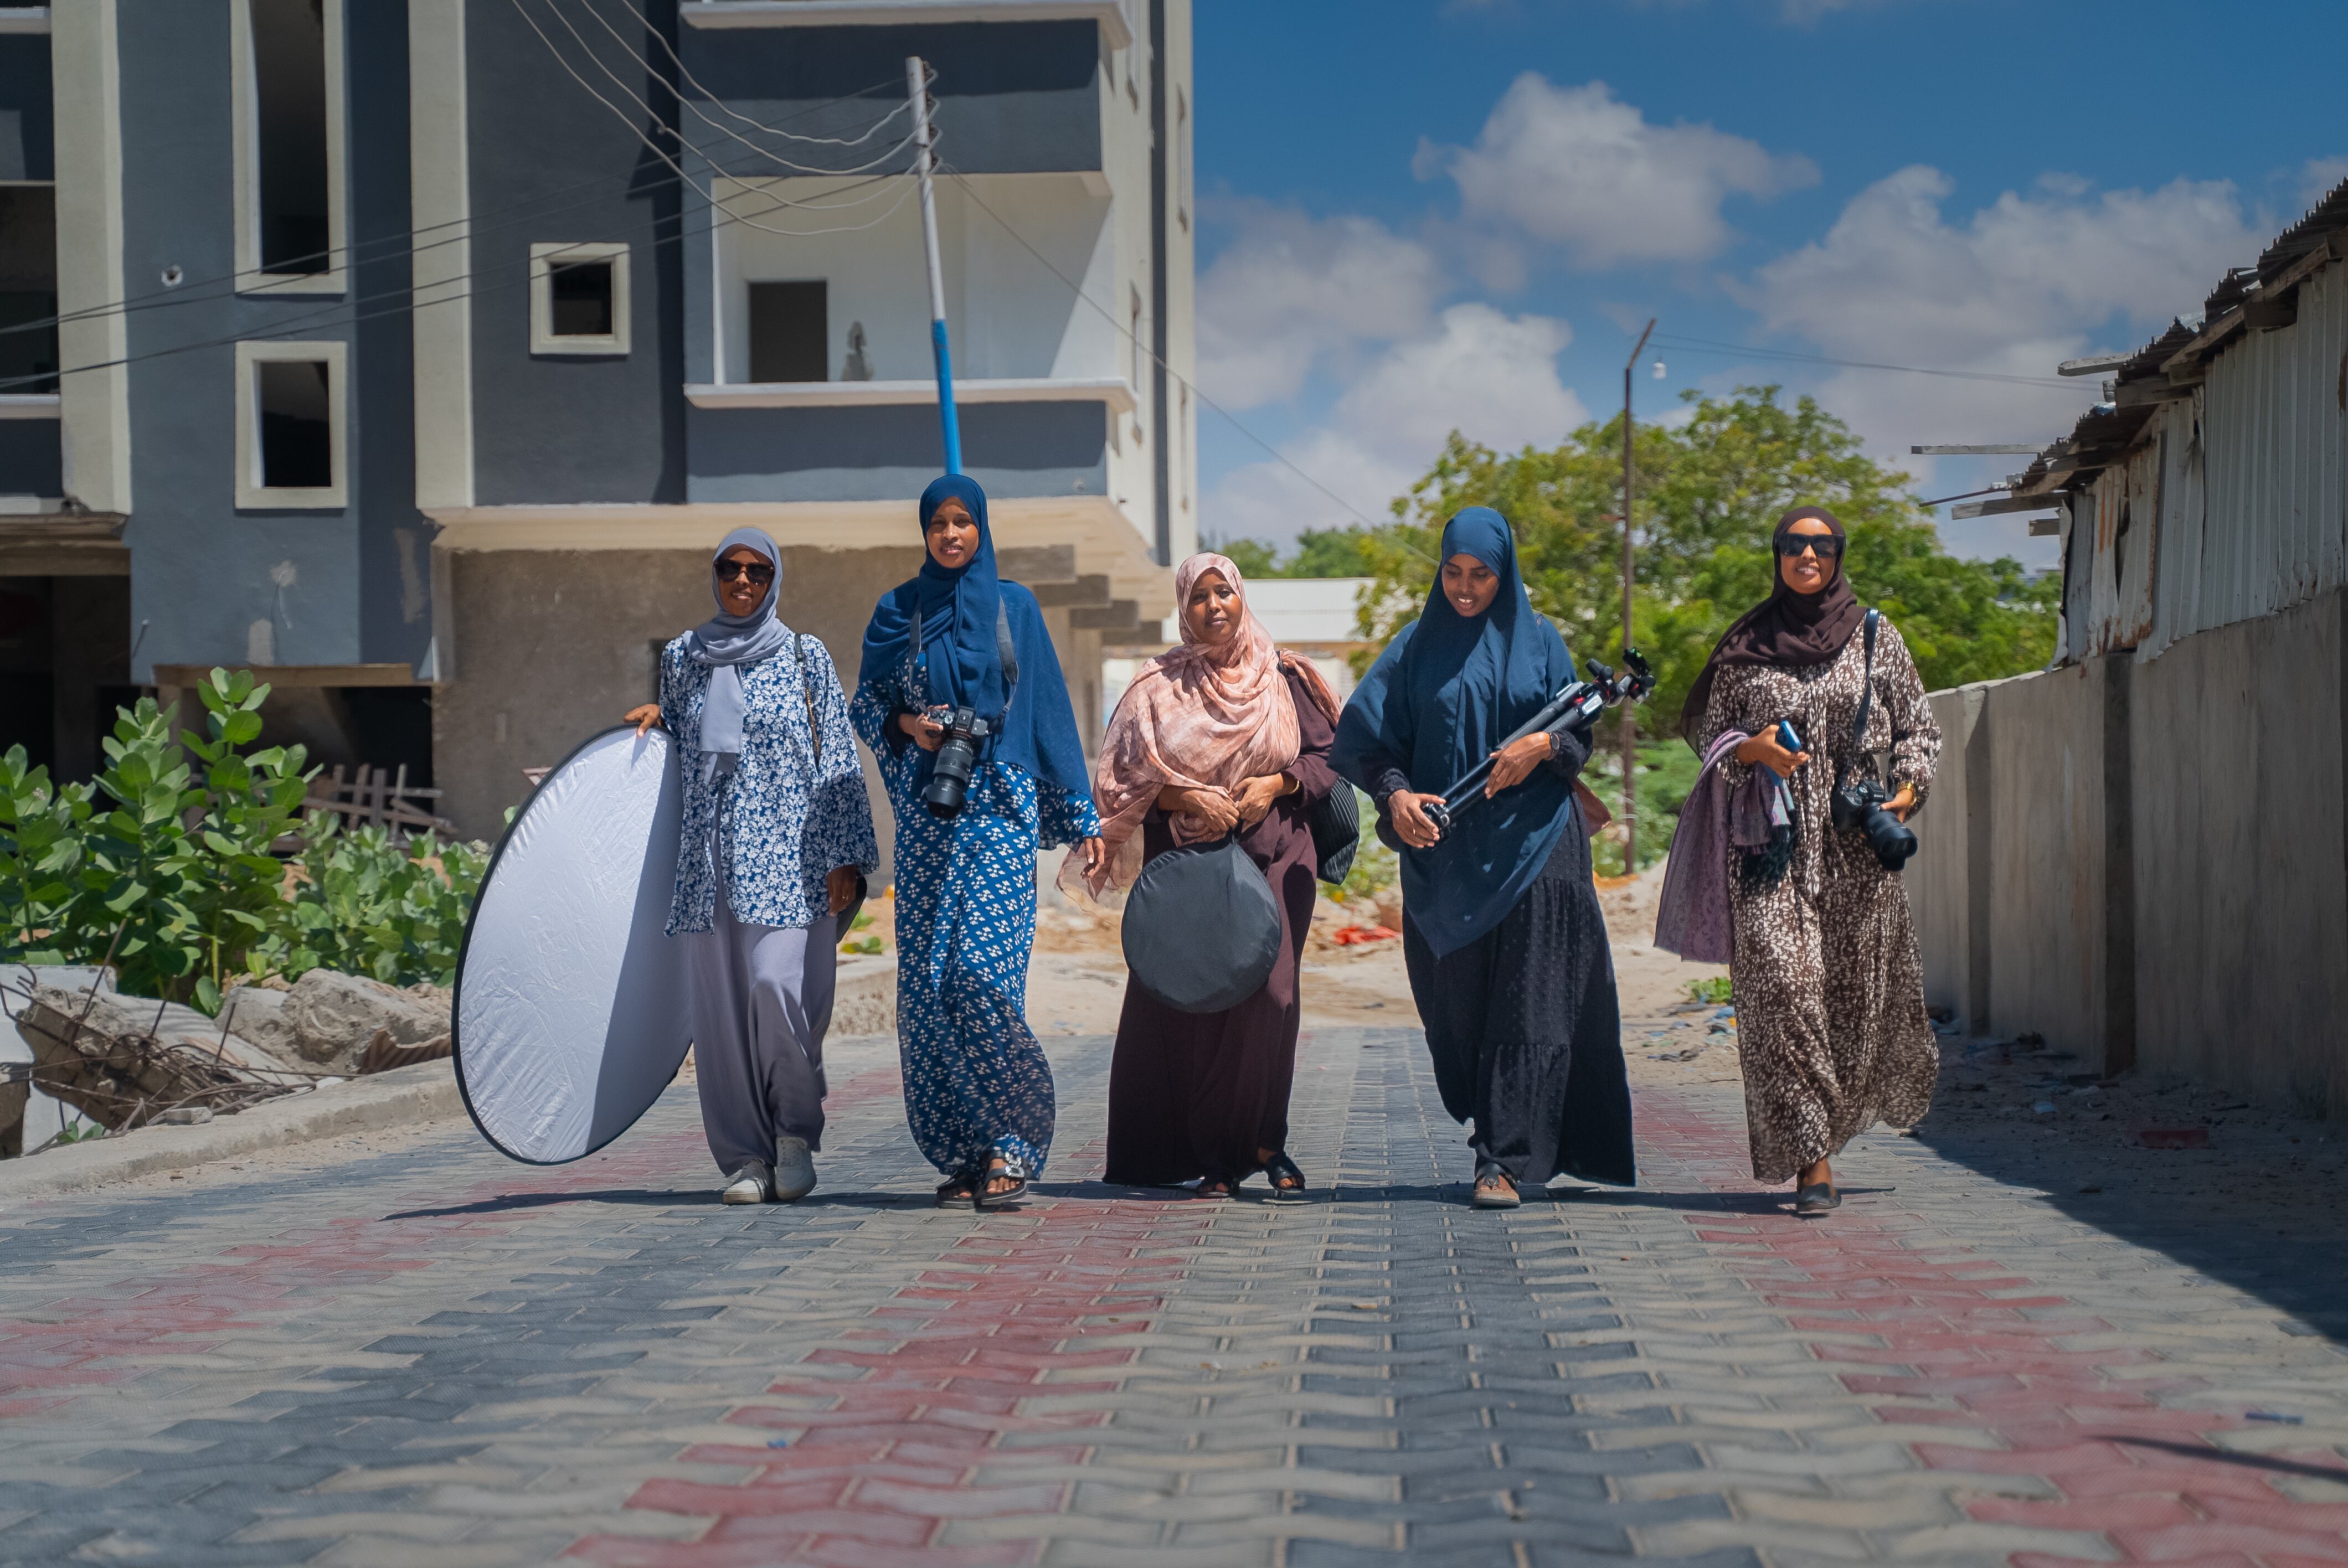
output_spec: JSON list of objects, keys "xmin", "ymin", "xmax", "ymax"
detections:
[{"xmin": 454, "ymin": 725, "xmax": 691, "ymax": 1163}]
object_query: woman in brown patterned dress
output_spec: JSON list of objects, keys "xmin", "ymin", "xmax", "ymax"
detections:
[{"xmin": 1682, "ymin": 506, "xmax": 1940, "ymax": 1214}]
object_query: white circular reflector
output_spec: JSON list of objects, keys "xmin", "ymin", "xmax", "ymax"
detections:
[{"xmin": 454, "ymin": 725, "xmax": 691, "ymax": 1163}]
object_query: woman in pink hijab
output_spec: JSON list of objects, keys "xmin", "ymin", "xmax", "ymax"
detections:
[{"xmin": 1082, "ymin": 552, "xmax": 1343, "ymax": 1199}]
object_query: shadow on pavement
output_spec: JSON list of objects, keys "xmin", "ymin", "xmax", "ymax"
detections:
[{"xmin": 2112, "ymin": 1437, "xmax": 2348, "ymax": 1482}]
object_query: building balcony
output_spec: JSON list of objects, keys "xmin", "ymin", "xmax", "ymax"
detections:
[
  {"xmin": 685, "ymin": 376, "xmax": 1135, "ymax": 417},
  {"xmin": 679, "ymin": 1, "xmax": 1133, "ymax": 48}
]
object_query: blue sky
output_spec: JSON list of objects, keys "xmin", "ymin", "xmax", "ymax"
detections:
[{"xmin": 1189, "ymin": 0, "xmax": 2348, "ymax": 566}]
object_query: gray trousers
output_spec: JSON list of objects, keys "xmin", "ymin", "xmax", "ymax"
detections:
[{"xmin": 688, "ymin": 861, "xmax": 838, "ymax": 1173}]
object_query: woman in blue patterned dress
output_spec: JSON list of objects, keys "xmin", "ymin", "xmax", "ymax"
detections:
[
  {"xmin": 851, "ymin": 475, "xmax": 1105, "ymax": 1209},
  {"xmin": 624, "ymin": 528, "xmax": 879, "ymax": 1206}
]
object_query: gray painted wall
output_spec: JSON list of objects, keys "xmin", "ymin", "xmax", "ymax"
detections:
[
  {"xmin": 0, "ymin": 35, "xmax": 53, "ymax": 182},
  {"xmin": 678, "ymin": 22, "xmax": 1101, "ymax": 177},
  {"xmin": 465, "ymin": 0, "xmax": 686, "ymax": 507},
  {"xmin": 0, "ymin": 420, "xmax": 61, "ymax": 495},
  {"xmin": 686, "ymin": 400, "xmax": 1106, "ymax": 504},
  {"xmin": 114, "ymin": 0, "xmax": 424, "ymax": 679}
]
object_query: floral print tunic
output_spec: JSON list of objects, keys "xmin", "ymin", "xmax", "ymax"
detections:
[
  {"xmin": 659, "ymin": 632, "xmax": 878, "ymax": 935},
  {"xmin": 1692, "ymin": 615, "xmax": 1942, "ymax": 1182}
]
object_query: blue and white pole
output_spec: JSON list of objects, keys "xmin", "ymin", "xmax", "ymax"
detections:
[{"xmin": 906, "ymin": 56, "xmax": 961, "ymax": 475}]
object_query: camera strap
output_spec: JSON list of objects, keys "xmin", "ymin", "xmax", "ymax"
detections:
[
  {"xmin": 794, "ymin": 633, "xmax": 821, "ymax": 763},
  {"xmin": 908, "ymin": 600, "xmax": 1022, "ymax": 721},
  {"xmin": 1835, "ymin": 608, "xmax": 1881, "ymax": 794}
]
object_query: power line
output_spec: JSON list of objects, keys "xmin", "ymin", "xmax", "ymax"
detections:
[
  {"xmin": 506, "ymin": 0, "xmax": 920, "ymax": 242},
  {"xmin": 1649, "ymin": 332, "xmax": 2080, "ymax": 390},
  {"xmin": 0, "ymin": 74, "xmax": 914, "ymax": 352},
  {"xmin": 1, "ymin": 153, "xmax": 919, "ymax": 393}
]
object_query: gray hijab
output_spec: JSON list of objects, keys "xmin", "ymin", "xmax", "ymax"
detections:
[{"xmin": 686, "ymin": 528, "xmax": 792, "ymax": 776}]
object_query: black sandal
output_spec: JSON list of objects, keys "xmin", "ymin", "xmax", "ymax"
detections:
[
  {"xmin": 1793, "ymin": 1182, "xmax": 1841, "ymax": 1215},
  {"xmin": 974, "ymin": 1156, "xmax": 1029, "ymax": 1210},
  {"xmin": 1195, "ymin": 1175, "xmax": 1237, "ymax": 1200},
  {"xmin": 1261, "ymin": 1152, "xmax": 1306, "ymax": 1202},
  {"xmin": 935, "ymin": 1174, "xmax": 977, "ymax": 1210}
]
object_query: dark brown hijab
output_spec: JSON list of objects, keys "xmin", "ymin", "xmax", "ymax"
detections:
[{"xmin": 1678, "ymin": 505, "xmax": 1865, "ymax": 742}]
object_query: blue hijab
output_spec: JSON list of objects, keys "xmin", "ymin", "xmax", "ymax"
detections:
[
  {"xmin": 859, "ymin": 474, "xmax": 1092, "ymax": 800},
  {"xmin": 1331, "ymin": 507, "xmax": 1580, "ymax": 956}
]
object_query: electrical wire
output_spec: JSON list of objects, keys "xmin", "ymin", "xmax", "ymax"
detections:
[
  {"xmin": 0, "ymin": 152, "xmax": 919, "ymax": 393},
  {"xmin": 1647, "ymin": 331, "xmax": 2080, "ymax": 390},
  {"xmin": 507, "ymin": 0, "xmax": 923, "ymax": 241},
  {"xmin": 527, "ymin": 0, "xmax": 922, "ymax": 183},
  {"xmin": 561, "ymin": 0, "xmax": 924, "ymax": 172},
  {"xmin": 0, "ymin": 70, "xmax": 914, "ymax": 351}
]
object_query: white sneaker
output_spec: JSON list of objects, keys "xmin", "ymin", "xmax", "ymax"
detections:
[
  {"xmin": 773, "ymin": 1137, "xmax": 817, "ymax": 1201},
  {"xmin": 722, "ymin": 1160, "xmax": 774, "ymax": 1204}
]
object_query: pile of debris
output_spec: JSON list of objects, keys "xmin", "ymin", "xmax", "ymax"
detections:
[{"xmin": 1, "ymin": 964, "xmax": 453, "ymax": 1152}]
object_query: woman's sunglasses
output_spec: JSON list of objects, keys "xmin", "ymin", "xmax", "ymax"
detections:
[
  {"xmin": 714, "ymin": 560, "xmax": 775, "ymax": 585},
  {"xmin": 1776, "ymin": 535, "xmax": 1844, "ymax": 559}
]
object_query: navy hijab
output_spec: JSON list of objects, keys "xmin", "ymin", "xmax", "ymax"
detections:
[
  {"xmin": 1331, "ymin": 507, "xmax": 1579, "ymax": 957},
  {"xmin": 859, "ymin": 474, "xmax": 1091, "ymax": 800}
]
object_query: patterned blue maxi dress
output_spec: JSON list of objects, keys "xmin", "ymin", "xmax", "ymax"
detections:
[{"xmin": 851, "ymin": 646, "xmax": 1100, "ymax": 1179}]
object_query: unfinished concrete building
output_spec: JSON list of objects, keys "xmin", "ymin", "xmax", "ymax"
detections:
[{"xmin": 0, "ymin": 1, "xmax": 1194, "ymax": 871}]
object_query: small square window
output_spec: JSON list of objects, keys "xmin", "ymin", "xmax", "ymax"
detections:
[
  {"xmin": 235, "ymin": 339, "xmax": 346, "ymax": 509},
  {"xmin": 530, "ymin": 242, "xmax": 630, "ymax": 355},
  {"xmin": 550, "ymin": 261, "xmax": 614, "ymax": 338}
]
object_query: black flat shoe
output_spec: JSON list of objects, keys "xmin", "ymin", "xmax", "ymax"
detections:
[
  {"xmin": 975, "ymin": 1156, "xmax": 1029, "ymax": 1210},
  {"xmin": 1793, "ymin": 1182, "xmax": 1841, "ymax": 1215},
  {"xmin": 935, "ymin": 1174, "xmax": 976, "ymax": 1209},
  {"xmin": 1261, "ymin": 1152, "xmax": 1307, "ymax": 1203}
]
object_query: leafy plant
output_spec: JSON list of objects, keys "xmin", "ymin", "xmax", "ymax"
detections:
[
  {"xmin": 263, "ymin": 816, "xmax": 488, "ymax": 988},
  {"xmin": 0, "ymin": 746, "xmax": 91, "ymax": 960},
  {"xmin": 1686, "ymin": 975, "xmax": 1733, "ymax": 1007}
]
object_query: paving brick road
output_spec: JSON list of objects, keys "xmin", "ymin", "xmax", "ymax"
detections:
[{"xmin": 5, "ymin": 1024, "xmax": 2348, "ymax": 1567}]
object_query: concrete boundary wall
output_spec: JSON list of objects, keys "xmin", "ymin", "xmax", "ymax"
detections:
[{"xmin": 1912, "ymin": 588, "xmax": 2348, "ymax": 1111}]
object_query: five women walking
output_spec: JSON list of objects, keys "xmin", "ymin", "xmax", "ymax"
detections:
[{"xmin": 634, "ymin": 486, "xmax": 1937, "ymax": 1220}]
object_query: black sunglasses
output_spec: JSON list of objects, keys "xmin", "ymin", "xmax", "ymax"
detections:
[
  {"xmin": 714, "ymin": 560, "xmax": 775, "ymax": 584},
  {"xmin": 1776, "ymin": 534, "xmax": 1844, "ymax": 559}
]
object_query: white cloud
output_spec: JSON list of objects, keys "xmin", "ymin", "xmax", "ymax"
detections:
[
  {"xmin": 1419, "ymin": 76, "xmax": 1817, "ymax": 269},
  {"xmin": 1194, "ymin": 202, "xmax": 1445, "ymax": 410},
  {"xmin": 2302, "ymin": 155, "xmax": 2348, "ymax": 209},
  {"xmin": 1729, "ymin": 164, "xmax": 2262, "ymax": 563},
  {"xmin": 1204, "ymin": 304, "xmax": 1589, "ymax": 544}
]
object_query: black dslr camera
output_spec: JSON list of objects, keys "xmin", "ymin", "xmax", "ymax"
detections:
[
  {"xmin": 921, "ymin": 705, "xmax": 994, "ymax": 819},
  {"xmin": 1831, "ymin": 775, "xmax": 1918, "ymax": 871}
]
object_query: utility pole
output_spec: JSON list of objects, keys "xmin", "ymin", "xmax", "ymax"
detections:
[
  {"xmin": 1619, "ymin": 318, "xmax": 1655, "ymax": 874},
  {"xmin": 907, "ymin": 56, "xmax": 961, "ymax": 474}
]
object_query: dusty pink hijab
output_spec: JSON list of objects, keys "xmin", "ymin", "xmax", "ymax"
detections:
[{"xmin": 1070, "ymin": 553, "xmax": 1341, "ymax": 897}]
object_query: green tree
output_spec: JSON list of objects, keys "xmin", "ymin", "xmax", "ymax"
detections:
[{"xmin": 1316, "ymin": 386, "xmax": 2059, "ymax": 869}]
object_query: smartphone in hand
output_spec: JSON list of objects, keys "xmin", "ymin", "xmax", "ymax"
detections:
[{"xmin": 1776, "ymin": 719, "xmax": 1803, "ymax": 754}]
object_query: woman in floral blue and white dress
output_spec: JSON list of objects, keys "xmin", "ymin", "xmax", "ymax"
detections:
[
  {"xmin": 625, "ymin": 528, "xmax": 878, "ymax": 1206},
  {"xmin": 851, "ymin": 475, "xmax": 1105, "ymax": 1209}
]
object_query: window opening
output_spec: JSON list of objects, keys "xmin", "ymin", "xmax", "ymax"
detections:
[
  {"xmin": 251, "ymin": 0, "xmax": 331, "ymax": 274},
  {"xmin": 549, "ymin": 260, "xmax": 614, "ymax": 338},
  {"xmin": 258, "ymin": 359, "xmax": 332, "ymax": 489},
  {"xmin": 749, "ymin": 280, "xmax": 828, "ymax": 382},
  {"xmin": 0, "ymin": 187, "xmax": 57, "ymax": 393}
]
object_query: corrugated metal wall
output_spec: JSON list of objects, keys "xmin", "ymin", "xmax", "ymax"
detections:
[
  {"xmin": 2076, "ymin": 261, "xmax": 2348, "ymax": 662},
  {"xmin": 2190, "ymin": 260, "xmax": 2348, "ymax": 637}
]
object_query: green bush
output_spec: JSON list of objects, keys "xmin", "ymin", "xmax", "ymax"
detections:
[
  {"xmin": 260, "ymin": 816, "xmax": 488, "ymax": 989},
  {"xmin": 2, "ymin": 669, "xmax": 489, "ymax": 1006}
]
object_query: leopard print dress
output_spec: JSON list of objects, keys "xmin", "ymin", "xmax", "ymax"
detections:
[{"xmin": 1694, "ymin": 617, "xmax": 1942, "ymax": 1183}]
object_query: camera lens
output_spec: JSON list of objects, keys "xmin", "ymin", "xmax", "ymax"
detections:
[{"xmin": 1864, "ymin": 806, "xmax": 1918, "ymax": 870}]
